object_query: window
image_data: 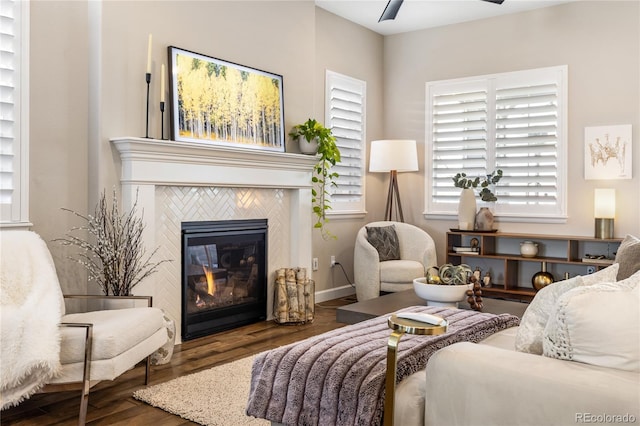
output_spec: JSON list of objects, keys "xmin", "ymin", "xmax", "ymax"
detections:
[
  {"xmin": 325, "ymin": 70, "xmax": 366, "ymax": 216},
  {"xmin": 0, "ymin": 0, "xmax": 29, "ymax": 226},
  {"xmin": 425, "ymin": 66, "xmax": 567, "ymax": 221}
]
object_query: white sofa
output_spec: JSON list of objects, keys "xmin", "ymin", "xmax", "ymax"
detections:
[{"xmin": 394, "ymin": 240, "xmax": 640, "ymax": 426}]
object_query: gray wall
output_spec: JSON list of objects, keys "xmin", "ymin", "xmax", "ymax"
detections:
[{"xmin": 28, "ymin": 1, "xmax": 639, "ymax": 295}]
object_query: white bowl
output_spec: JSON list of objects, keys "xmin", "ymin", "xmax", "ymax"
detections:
[{"xmin": 413, "ymin": 277, "xmax": 472, "ymax": 308}]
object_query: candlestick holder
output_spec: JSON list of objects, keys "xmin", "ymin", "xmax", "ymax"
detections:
[
  {"xmin": 160, "ymin": 101, "xmax": 165, "ymax": 140},
  {"xmin": 145, "ymin": 72, "xmax": 151, "ymax": 138}
]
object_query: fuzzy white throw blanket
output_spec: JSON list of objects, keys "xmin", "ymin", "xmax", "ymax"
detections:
[{"xmin": 1, "ymin": 231, "xmax": 63, "ymax": 409}]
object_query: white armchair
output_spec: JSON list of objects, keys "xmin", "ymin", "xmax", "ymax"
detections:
[
  {"xmin": 0, "ymin": 230, "xmax": 168, "ymax": 425},
  {"xmin": 353, "ymin": 221, "xmax": 437, "ymax": 301}
]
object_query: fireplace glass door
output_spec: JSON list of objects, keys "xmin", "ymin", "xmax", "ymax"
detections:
[{"xmin": 181, "ymin": 219, "xmax": 267, "ymax": 340}]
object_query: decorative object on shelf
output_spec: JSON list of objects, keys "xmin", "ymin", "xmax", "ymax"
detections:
[
  {"xmin": 168, "ymin": 46, "xmax": 284, "ymax": 152},
  {"xmin": 466, "ymin": 275, "xmax": 483, "ymax": 311},
  {"xmin": 145, "ymin": 34, "xmax": 152, "ymax": 139},
  {"xmin": 457, "ymin": 188, "xmax": 476, "ymax": 230},
  {"xmin": 520, "ymin": 240, "xmax": 539, "ymax": 257},
  {"xmin": 159, "ymin": 63, "xmax": 166, "ymax": 140},
  {"xmin": 289, "ymin": 118, "xmax": 341, "ymax": 239},
  {"xmin": 453, "ymin": 169, "xmax": 502, "ymax": 230},
  {"xmin": 483, "ymin": 272, "xmax": 492, "ymax": 287},
  {"xmin": 532, "ymin": 261, "xmax": 554, "ymax": 291},
  {"xmin": 473, "ymin": 267, "xmax": 481, "ymax": 282},
  {"xmin": 369, "ymin": 139, "xmax": 418, "ymax": 222},
  {"xmin": 594, "ymin": 188, "xmax": 615, "ymax": 239},
  {"xmin": 57, "ymin": 189, "xmax": 170, "ymax": 296},
  {"xmin": 475, "ymin": 207, "xmax": 494, "ymax": 231}
]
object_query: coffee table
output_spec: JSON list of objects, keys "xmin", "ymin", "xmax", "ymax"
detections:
[{"xmin": 336, "ymin": 289, "xmax": 528, "ymax": 324}]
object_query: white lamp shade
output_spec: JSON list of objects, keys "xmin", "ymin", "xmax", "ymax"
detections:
[
  {"xmin": 594, "ymin": 188, "xmax": 615, "ymax": 218},
  {"xmin": 369, "ymin": 140, "xmax": 418, "ymax": 172}
]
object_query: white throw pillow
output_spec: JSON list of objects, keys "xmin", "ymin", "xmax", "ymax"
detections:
[
  {"xmin": 515, "ymin": 263, "xmax": 619, "ymax": 354},
  {"xmin": 542, "ymin": 270, "xmax": 640, "ymax": 371}
]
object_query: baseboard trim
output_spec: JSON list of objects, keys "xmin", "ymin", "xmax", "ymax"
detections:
[{"xmin": 314, "ymin": 285, "xmax": 356, "ymax": 303}]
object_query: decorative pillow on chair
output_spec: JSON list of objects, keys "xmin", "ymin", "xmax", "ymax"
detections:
[
  {"xmin": 515, "ymin": 263, "xmax": 619, "ymax": 354},
  {"xmin": 615, "ymin": 234, "xmax": 640, "ymax": 280},
  {"xmin": 366, "ymin": 225, "xmax": 400, "ymax": 262},
  {"xmin": 542, "ymin": 270, "xmax": 640, "ymax": 372}
]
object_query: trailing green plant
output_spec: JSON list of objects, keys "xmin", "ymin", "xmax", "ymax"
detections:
[
  {"xmin": 289, "ymin": 118, "xmax": 341, "ymax": 239},
  {"xmin": 452, "ymin": 169, "xmax": 503, "ymax": 202},
  {"xmin": 57, "ymin": 189, "xmax": 169, "ymax": 296}
]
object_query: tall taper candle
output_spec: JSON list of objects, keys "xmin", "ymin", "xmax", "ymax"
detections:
[
  {"xmin": 146, "ymin": 34, "xmax": 152, "ymax": 74},
  {"xmin": 160, "ymin": 64, "xmax": 165, "ymax": 103}
]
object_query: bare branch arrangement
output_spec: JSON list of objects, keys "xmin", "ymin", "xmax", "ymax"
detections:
[{"xmin": 57, "ymin": 189, "xmax": 169, "ymax": 296}]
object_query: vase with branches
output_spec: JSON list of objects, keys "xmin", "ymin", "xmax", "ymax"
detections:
[{"xmin": 57, "ymin": 189, "xmax": 169, "ymax": 296}]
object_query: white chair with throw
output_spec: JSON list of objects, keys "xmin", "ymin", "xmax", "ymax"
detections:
[
  {"xmin": 354, "ymin": 221, "xmax": 438, "ymax": 301},
  {"xmin": 0, "ymin": 230, "xmax": 168, "ymax": 425}
]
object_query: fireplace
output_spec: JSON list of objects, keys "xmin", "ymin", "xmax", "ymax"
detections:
[{"xmin": 181, "ymin": 219, "xmax": 267, "ymax": 340}]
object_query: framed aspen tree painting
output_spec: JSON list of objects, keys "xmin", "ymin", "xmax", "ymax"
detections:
[{"xmin": 168, "ymin": 46, "xmax": 285, "ymax": 152}]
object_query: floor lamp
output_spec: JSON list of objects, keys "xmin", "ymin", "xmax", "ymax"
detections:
[{"xmin": 369, "ymin": 140, "xmax": 418, "ymax": 222}]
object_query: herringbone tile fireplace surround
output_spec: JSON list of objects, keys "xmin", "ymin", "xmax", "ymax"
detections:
[{"xmin": 112, "ymin": 137, "xmax": 316, "ymax": 343}]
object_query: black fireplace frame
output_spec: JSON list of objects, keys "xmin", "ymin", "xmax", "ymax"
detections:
[{"xmin": 181, "ymin": 219, "xmax": 268, "ymax": 341}]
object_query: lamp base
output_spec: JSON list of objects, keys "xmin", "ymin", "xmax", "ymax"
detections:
[{"xmin": 595, "ymin": 218, "xmax": 614, "ymax": 239}]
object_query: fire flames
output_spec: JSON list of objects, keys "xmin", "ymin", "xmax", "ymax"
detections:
[{"xmin": 203, "ymin": 265, "xmax": 215, "ymax": 295}]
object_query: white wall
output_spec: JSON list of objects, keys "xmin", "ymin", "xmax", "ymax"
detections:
[{"xmin": 382, "ymin": 1, "xmax": 640, "ymax": 263}]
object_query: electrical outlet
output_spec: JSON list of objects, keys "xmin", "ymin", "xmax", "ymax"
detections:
[
  {"xmin": 330, "ymin": 255, "xmax": 336, "ymax": 267},
  {"xmin": 312, "ymin": 257, "xmax": 319, "ymax": 271},
  {"xmin": 586, "ymin": 266, "xmax": 596, "ymax": 274}
]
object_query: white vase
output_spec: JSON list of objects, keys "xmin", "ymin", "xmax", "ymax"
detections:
[
  {"xmin": 457, "ymin": 188, "xmax": 477, "ymax": 230},
  {"xmin": 298, "ymin": 136, "xmax": 318, "ymax": 154}
]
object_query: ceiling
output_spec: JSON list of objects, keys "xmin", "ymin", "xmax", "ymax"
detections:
[{"xmin": 315, "ymin": 0, "xmax": 575, "ymax": 36}]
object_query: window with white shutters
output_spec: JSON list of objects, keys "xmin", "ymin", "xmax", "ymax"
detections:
[
  {"xmin": 0, "ymin": 0, "xmax": 29, "ymax": 226},
  {"xmin": 325, "ymin": 70, "xmax": 366, "ymax": 216},
  {"xmin": 425, "ymin": 66, "xmax": 567, "ymax": 221}
]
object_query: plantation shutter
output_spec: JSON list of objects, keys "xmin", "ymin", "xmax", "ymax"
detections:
[
  {"xmin": 494, "ymin": 68, "xmax": 565, "ymax": 217},
  {"xmin": 325, "ymin": 70, "xmax": 366, "ymax": 215},
  {"xmin": 0, "ymin": 0, "xmax": 28, "ymax": 224},
  {"xmin": 425, "ymin": 66, "xmax": 567, "ymax": 220},
  {"xmin": 429, "ymin": 81, "xmax": 488, "ymax": 206}
]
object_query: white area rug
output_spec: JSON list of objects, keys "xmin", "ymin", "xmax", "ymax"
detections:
[{"xmin": 133, "ymin": 356, "xmax": 268, "ymax": 425}]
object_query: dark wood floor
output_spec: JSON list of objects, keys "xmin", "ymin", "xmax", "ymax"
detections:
[{"xmin": 1, "ymin": 297, "xmax": 354, "ymax": 425}]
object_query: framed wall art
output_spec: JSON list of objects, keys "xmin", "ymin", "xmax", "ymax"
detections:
[
  {"xmin": 584, "ymin": 124, "xmax": 632, "ymax": 180},
  {"xmin": 168, "ymin": 46, "xmax": 285, "ymax": 152}
]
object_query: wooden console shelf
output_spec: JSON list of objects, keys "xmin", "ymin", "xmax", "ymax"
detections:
[{"xmin": 446, "ymin": 231, "xmax": 622, "ymax": 302}]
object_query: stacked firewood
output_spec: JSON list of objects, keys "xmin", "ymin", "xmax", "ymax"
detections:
[{"xmin": 274, "ymin": 267, "xmax": 315, "ymax": 324}]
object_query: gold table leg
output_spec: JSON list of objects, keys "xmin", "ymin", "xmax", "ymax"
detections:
[{"xmin": 384, "ymin": 329, "xmax": 405, "ymax": 426}]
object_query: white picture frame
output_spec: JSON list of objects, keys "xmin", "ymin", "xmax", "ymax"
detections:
[{"xmin": 584, "ymin": 124, "xmax": 632, "ymax": 180}]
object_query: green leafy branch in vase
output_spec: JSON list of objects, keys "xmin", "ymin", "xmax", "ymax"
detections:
[{"xmin": 452, "ymin": 169, "xmax": 503, "ymax": 202}]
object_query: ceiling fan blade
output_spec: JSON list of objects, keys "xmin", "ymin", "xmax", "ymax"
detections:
[
  {"xmin": 379, "ymin": 0, "xmax": 404, "ymax": 22},
  {"xmin": 482, "ymin": 0, "xmax": 505, "ymax": 4}
]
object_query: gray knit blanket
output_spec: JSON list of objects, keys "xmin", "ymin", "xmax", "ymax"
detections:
[{"xmin": 246, "ymin": 305, "xmax": 520, "ymax": 426}]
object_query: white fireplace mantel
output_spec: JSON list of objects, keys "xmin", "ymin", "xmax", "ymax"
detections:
[
  {"xmin": 111, "ymin": 137, "xmax": 318, "ymax": 189},
  {"xmin": 111, "ymin": 137, "xmax": 318, "ymax": 340}
]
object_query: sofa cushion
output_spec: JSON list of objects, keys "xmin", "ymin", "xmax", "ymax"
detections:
[
  {"xmin": 366, "ymin": 225, "xmax": 400, "ymax": 261},
  {"xmin": 515, "ymin": 263, "xmax": 619, "ymax": 354},
  {"xmin": 615, "ymin": 234, "xmax": 640, "ymax": 280},
  {"xmin": 542, "ymin": 270, "xmax": 640, "ymax": 371}
]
